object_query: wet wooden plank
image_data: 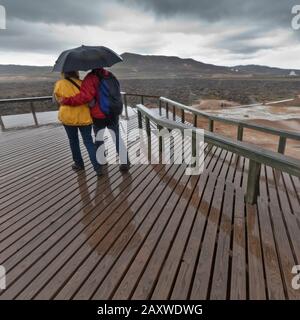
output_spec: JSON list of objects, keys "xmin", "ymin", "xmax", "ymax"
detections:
[
  {"xmin": 230, "ymin": 188, "xmax": 247, "ymax": 300},
  {"xmin": 241, "ymin": 158, "xmax": 249, "ymax": 192},
  {"xmin": 233, "ymin": 156, "xmax": 245, "ymax": 189},
  {"xmin": 150, "ymin": 173, "xmax": 209, "ymax": 300},
  {"xmin": 210, "ymin": 182, "xmax": 235, "ymax": 299},
  {"xmin": 190, "ymin": 178, "xmax": 225, "ymax": 299},
  {"xmin": 170, "ymin": 174, "xmax": 218, "ymax": 299},
  {"xmin": 256, "ymin": 199, "xmax": 286, "ymax": 299},
  {"xmin": 281, "ymin": 172, "xmax": 300, "ymax": 217},
  {"xmin": 127, "ymin": 170, "xmax": 193, "ymax": 300},
  {"xmin": 265, "ymin": 167, "xmax": 300, "ymax": 299},
  {"xmin": 226, "ymin": 153, "xmax": 238, "ymax": 183},
  {"xmin": 246, "ymin": 203, "xmax": 267, "ymax": 299}
]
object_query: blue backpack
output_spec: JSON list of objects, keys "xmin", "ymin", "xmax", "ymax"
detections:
[{"xmin": 97, "ymin": 72, "xmax": 123, "ymax": 117}]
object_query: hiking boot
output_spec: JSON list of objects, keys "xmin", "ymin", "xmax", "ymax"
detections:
[
  {"xmin": 72, "ymin": 163, "xmax": 84, "ymax": 172},
  {"xmin": 119, "ymin": 163, "xmax": 130, "ymax": 172},
  {"xmin": 96, "ymin": 166, "xmax": 104, "ymax": 177}
]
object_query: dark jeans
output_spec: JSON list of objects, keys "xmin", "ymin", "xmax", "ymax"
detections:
[
  {"xmin": 93, "ymin": 116, "xmax": 129, "ymax": 164},
  {"xmin": 64, "ymin": 125, "xmax": 99, "ymax": 171}
]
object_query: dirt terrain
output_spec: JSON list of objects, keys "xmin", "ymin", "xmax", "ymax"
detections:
[
  {"xmin": 1, "ymin": 75, "xmax": 300, "ymax": 103},
  {"xmin": 190, "ymin": 100, "xmax": 300, "ymax": 158}
]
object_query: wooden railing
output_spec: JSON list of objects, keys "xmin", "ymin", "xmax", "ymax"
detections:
[
  {"xmin": 0, "ymin": 93, "xmax": 160, "ymax": 130},
  {"xmin": 0, "ymin": 96, "xmax": 53, "ymax": 130},
  {"xmin": 137, "ymin": 104, "xmax": 300, "ymax": 204},
  {"xmin": 122, "ymin": 93, "xmax": 160, "ymax": 119},
  {"xmin": 159, "ymin": 97, "xmax": 300, "ymax": 155}
]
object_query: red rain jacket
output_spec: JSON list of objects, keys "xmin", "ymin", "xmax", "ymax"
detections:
[{"xmin": 62, "ymin": 69, "xmax": 110, "ymax": 119}]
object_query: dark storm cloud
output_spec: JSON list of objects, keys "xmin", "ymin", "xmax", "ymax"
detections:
[
  {"xmin": 0, "ymin": 0, "xmax": 298, "ymax": 60},
  {"xmin": 117, "ymin": 0, "xmax": 298, "ymax": 56},
  {"xmin": 119, "ymin": 0, "xmax": 294, "ymax": 28},
  {"xmin": 1, "ymin": 0, "xmax": 296, "ymax": 29},
  {"xmin": 0, "ymin": 0, "xmax": 110, "ymax": 56},
  {"xmin": 0, "ymin": 19, "xmax": 74, "ymax": 53},
  {"xmin": 213, "ymin": 27, "xmax": 279, "ymax": 55},
  {"xmin": 0, "ymin": 0, "xmax": 106, "ymax": 25}
]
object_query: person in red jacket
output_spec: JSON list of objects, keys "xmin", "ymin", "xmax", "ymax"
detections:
[{"xmin": 61, "ymin": 68, "xmax": 130, "ymax": 174}]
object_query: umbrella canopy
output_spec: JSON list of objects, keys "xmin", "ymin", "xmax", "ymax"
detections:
[{"xmin": 53, "ymin": 45, "xmax": 123, "ymax": 72}]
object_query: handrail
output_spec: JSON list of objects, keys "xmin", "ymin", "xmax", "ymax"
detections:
[
  {"xmin": 159, "ymin": 97, "xmax": 300, "ymax": 154},
  {"xmin": 0, "ymin": 96, "xmax": 52, "ymax": 104},
  {"xmin": 136, "ymin": 104, "xmax": 300, "ymax": 204},
  {"xmin": 123, "ymin": 93, "xmax": 160, "ymax": 99},
  {"xmin": 0, "ymin": 92, "xmax": 158, "ymax": 130},
  {"xmin": 121, "ymin": 92, "xmax": 160, "ymax": 119},
  {"xmin": 1, "ymin": 93, "xmax": 299, "ymax": 158},
  {"xmin": 0, "ymin": 97, "xmax": 53, "ymax": 129}
]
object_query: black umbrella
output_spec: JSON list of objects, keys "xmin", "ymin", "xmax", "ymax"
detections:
[{"xmin": 53, "ymin": 45, "xmax": 123, "ymax": 72}]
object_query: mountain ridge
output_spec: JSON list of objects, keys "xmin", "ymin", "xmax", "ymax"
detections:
[{"xmin": 0, "ymin": 52, "xmax": 299, "ymax": 78}]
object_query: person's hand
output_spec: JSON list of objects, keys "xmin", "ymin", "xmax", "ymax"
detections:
[{"xmin": 57, "ymin": 97, "xmax": 64, "ymax": 104}]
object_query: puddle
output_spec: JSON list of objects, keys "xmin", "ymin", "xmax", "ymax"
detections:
[
  {"xmin": 2, "ymin": 111, "xmax": 59, "ymax": 129},
  {"xmin": 1, "ymin": 108, "xmax": 135, "ymax": 129}
]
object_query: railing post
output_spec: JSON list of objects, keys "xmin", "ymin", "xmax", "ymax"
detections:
[
  {"xmin": 138, "ymin": 110, "xmax": 143, "ymax": 129},
  {"xmin": 159, "ymin": 100, "xmax": 162, "ymax": 116},
  {"xmin": 30, "ymin": 102, "xmax": 38, "ymax": 127},
  {"xmin": 278, "ymin": 136, "xmax": 286, "ymax": 154},
  {"xmin": 0, "ymin": 115, "xmax": 5, "ymax": 131},
  {"xmin": 237, "ymin": 125, "xmax": 244, "ymax": 141},
  {"xmin": 157, "ymin": 124, "xmax": 163, "ymax": 163},
  {"xmin": 173, "ymin": 106, "xmax": 176, "ymax": 121},
  {"xmin": 123, "ymin": 94, "xmax": 129, "ymax": 120},
  {"xmin": 246, "ymin": 160, "xmax": 261, "ymax": 204},
  {"xmin": 145, "ymin": 117, "xmax": 151, "ymax": 162},
  {"xmin": 141, "ymin": 96, "xmax": 144, "ymax": 105},
  {"xmin": 209, "ymin": 119, "xmax": 214, "ymax": 132},
  {"xmin": 192, "ymin": 130, "xmax": 197, "ymax": 167},
  {"xmin": 193, "ymin": 114, "xmax": 197, "ymax": 127},
  {"xmin": 181, "ymin": 109, "xmax": 185, "ymax": 123},
  {"xmin": 166, "ymin": 103, "xmax": 169, "ymax": 119}
]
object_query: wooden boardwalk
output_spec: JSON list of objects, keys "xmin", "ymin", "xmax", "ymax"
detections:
[{"xmin": 0, "ymin": 115, "xmax": 300, "ymax": 300}]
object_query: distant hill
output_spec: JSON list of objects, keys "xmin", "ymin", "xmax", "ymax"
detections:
[
  {"xmin": 112, "ymin": 53, "xmax": 300, "ymax": 78},
  {"xmin": 0, "ymin": 53, "xmax": 299, "ymax": 79},
  {"xmin": 232, "ymin": 64, "xmax": 300, "ymax": 76},
  {"xmin": 111, "ymin": 52, "xmax": 233, "ymax": 78},
  {"xmin": 0, "ymin": 65, "xmax": 52, "ymax": 75}
]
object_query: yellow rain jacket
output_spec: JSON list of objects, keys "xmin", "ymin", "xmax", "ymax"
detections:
[{"xmin": 54, "ymin": 78, "xmax": 93, "ymax": 126}]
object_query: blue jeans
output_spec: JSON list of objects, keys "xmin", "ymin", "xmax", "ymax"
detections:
[
  {"xmin": 93, "ymin": 116, "xmax": 129, "ymax": 164},
  {"xmin": 64, "ymin": 125, "xmax": 99, "ymax": 171}
]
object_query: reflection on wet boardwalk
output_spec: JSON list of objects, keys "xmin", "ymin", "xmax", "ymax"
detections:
[{"xmin": 0, "ymin": 116, "xmax": 299, "ymax": 300}]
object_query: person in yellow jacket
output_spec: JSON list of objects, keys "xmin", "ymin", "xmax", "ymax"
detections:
[{"xmin": 53, "ymin": 71, "xmax": 102, "ymax": 176}]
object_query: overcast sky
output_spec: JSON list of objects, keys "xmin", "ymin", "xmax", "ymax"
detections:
[{"xmin": 0, "ymin": 0, "xmax": 299, "ymax": 68}]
